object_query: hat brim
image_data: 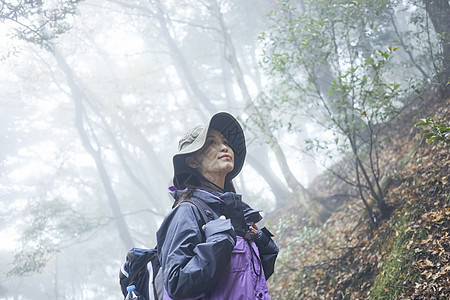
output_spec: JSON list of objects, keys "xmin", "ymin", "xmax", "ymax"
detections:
[{"xmin": 173, "ymin": 112, "xmax": 246, "ymax": 190}]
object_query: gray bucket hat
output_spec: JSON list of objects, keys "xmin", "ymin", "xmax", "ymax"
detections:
[{"xmin": 173, "ymin": 112, "xmax": 246, "ymax": 190}]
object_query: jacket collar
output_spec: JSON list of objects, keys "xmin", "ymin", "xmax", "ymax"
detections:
[
  {"xmin": 168, "ymin": 186, "xmax": 263, "ymax": 223},
  {"xmin": 169, "ymin": 186, "xmax": 241, "ymax": 205}
]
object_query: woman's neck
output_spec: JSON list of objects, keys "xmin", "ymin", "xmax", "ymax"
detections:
[{"xmin": 200, "ymin": 177, "xmax": 225, "ymax": 193}]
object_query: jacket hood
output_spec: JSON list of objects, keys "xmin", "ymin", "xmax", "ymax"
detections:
[
  {"xmin": 168, "ymin": 186, "xmax": 263, "ymax": 224},
  {"xmin": 168, "ymin": 186, "xmax": 224, "ymax": 205}
]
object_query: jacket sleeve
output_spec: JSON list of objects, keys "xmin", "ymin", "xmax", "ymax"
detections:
[
  {"xmin": 254, "ymin": 227, "xmax": 278, "ymax": 280},
  {"xmin": 157, "ymin": 202, "xmax": 236, "ymax": 299}
]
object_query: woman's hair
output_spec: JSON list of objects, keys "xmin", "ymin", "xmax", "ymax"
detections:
[
  {"xmin": 174, "ymin": 172, "xmax": 236, "ymax": 207},
  {"xmin": 174, "ymin": 143, "xmax": 237, "ymax": 206},
  {"xmin": 176, "ymin": 187, "xmax": 196, "ymax": 206}
]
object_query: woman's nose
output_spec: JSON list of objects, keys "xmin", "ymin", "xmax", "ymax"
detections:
[{"xmin": 220, "ymin": 143, "xmax": 229, "ymax": 152}]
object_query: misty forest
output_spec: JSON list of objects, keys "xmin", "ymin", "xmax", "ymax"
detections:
[{"xmin": 0, "ymin": 0, "xmax": 449, "ymax": 299}]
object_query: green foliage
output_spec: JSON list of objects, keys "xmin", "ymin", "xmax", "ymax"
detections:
[
  {"xmin": 369, "ymin": 211, "xmax": 423, "ymax": 298},
  {"xmin": 331, "ymin": 47, "xmax": 405, "ymax": 118},
  {"xmin": 414, "ymin": 117, "xmax": 450, "ymax": 145},
  {"xmin": 0, "ymin": 0, "xmax": 83, "ymax": 49},
  {"xmin": 272, "ymin": 215, "xmax": 321, "ymax": 264},
  {"xmin": 8, "ymin": 197, "xmax": 102, "ymax": 276},
  {"xmin": 292, "ymin": 224, "xmax": 321, "ymax": 245},
  {"xmin": 259, "ymin": 0, "xmax": 405, "ymax": 135},
  {"xmin": 259, "ymin": 0, "xmax": 420, "ymax": 221}
]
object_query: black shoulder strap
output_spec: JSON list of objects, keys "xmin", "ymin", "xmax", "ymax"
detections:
[{"xmin": 184, "ymin": 198, "xmax": 215, "ymax": 225}]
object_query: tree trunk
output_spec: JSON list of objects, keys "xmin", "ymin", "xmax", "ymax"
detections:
[
  {"xmin": 79, "ymin": 33, "xmax": 172, "ymax": 193},
  {"xmin": 424, "ymin": 0, "xmax": 450, "ymax": 83},
  {"xmin": 154, "ymin": 1, "xmax": 216, "ymax": 113},
  {"xmin": 210, "ymin": 0, "xmax": 324, "ymax": 221},
  {"xmin": 246, "ymin": 150, "xmax": 291, "ymax": 202},
  {"xmin": 53, "ymin": 48, "xmax": 134, "ymax": 250},
  {"xmin": 152, "ymin": 0, "xmax": 297, "ymax": 207}
]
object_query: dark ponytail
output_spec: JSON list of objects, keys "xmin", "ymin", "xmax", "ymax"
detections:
[{"xmin": 174, "ymin": 186, "xmax": 196, "ymax": 207}]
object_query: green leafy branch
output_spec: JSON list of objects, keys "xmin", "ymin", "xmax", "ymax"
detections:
[{"xmin": 414, "ymin": 117, "xmax": 450, "ymax": 145}]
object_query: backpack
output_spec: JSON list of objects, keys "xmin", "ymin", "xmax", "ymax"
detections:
[{"xmin": 119, "ymin": 198, "xmax": 215, "ymax": 300}]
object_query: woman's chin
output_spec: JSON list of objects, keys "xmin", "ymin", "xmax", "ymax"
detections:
[{"xmin": 224, "ymin": 165, "xmax": 234, "ymax": 174}]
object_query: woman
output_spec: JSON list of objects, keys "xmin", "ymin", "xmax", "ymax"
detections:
[{"xmin": 157, "ymin": 112, "xmax": 278, "ymax": 299}]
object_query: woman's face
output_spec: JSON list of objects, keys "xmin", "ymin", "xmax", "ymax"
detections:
[{"xmin": 186, "ymin": 129, "xmax": 234, "ymax": 186}]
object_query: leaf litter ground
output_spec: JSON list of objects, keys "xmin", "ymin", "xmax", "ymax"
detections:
[{"xmin": 266, "ymin": 90, "xmax": 449, "ymax": 299}]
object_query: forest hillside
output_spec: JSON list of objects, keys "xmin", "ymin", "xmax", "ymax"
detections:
[{"xmin": 267, "ymin": 87, "xmax": 450, "ymax": 299}]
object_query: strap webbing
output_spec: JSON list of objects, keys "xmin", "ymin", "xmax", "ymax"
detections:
[{"xmin": 184, "ymin": 198, "xmax": 215, "ymax": 225}]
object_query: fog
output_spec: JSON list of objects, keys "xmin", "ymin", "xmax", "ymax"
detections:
[
  {"xmin": 0, "ymin": 0, "xmax": 441, "ymax": 298},
  {"xmin": 0, "ymin": 1, "xmax": 310, "ymax": 298}
]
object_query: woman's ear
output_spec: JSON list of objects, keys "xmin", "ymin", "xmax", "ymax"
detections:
[{"xmin": 186, "ymin": 156, "xmax": 199, "ymax": 168}]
